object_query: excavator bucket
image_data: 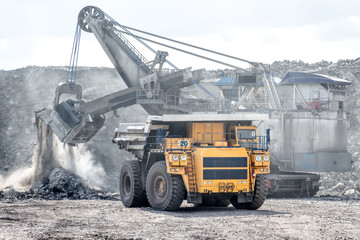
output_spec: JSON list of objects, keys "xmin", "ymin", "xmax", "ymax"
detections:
[{"xmin": 35, "ymin": 82, "xmax": 105, "ymax": 144}]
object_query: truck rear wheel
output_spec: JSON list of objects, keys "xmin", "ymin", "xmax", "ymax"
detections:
[
  {"xmin": 231, "ymin": 174, "xmax": 268, "ymax": 210},
  {"xmin": 119, "ymin": 160, "xmax": 147, "ymax": 208},
  {"xmin": 146, "ymin": 161, "xmax": 185, "ymax": 211}
]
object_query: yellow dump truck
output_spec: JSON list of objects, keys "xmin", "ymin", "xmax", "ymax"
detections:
[{"xmin": 115, "ymin": 115, "xmax": 270, "ymax": 211}]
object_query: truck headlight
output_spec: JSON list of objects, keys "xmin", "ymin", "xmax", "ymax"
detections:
[
  {"xmin": 263, "ymin": 155, "xmax": 270, "ymax": 162},
  {"xmin": 172, "ymin": 154, "xmax": 179, "ymax": 161},
  {"xmin": 255, "ymin": 155, "xmax": 262, "ymax": 162},
  {"xmin": 180, "ymin": 154, "xmax": 187, "ymax": 161}
]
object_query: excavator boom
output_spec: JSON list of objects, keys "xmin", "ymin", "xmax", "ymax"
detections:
[
  {"xmin": 36, "ymin": 6, "xmax": 201, "ymax": 144},
  {"xmin": 36, "ymin": 6, "xmax": 281, "ymax": 144}
]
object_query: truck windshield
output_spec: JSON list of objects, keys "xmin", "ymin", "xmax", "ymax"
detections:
[{"xmin": 237, "ymin": 129, "xmax": 256, "ymax": 140}]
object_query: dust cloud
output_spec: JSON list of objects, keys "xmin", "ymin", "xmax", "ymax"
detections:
[
  {"xmin": 0, "ymin": 117, "xmax": 107, "ymax": 192},
  {"xmin": 0, "ymin": 67, "xmax": 144, "ymax": 193}
]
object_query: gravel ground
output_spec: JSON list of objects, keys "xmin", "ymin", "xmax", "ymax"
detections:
[{"xmin": 0, "ymin": 198, "xmax": 359, "ymax": 240}]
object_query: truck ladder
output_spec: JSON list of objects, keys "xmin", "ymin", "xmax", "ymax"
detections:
[{"xmin": 187, "ymin": 151, "xmax": 197, "ymax": 202}]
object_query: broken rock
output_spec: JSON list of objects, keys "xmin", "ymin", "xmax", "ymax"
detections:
[
  {"xmin": 331, "ymin": 182, "xmax": 345, "ymax": 191},
  {"xmin": 48, "ymin": 168, "xmax": 86, "ymax": 196},
  {"xmin": 343, "ymin": 189, "xmax": 359, "ymax": 198},
  {"xmin": 3, "ymin": 186, "xmax": 16, "ymax": 199}
]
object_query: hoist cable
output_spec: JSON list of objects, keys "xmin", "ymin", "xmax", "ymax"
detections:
[
  {"xmin": 115, "ymin": 29, "xmax": 240, "ymax": 69},
  {"xmin": 67, "ymin": 24, "xmax": 81, "ymax": 84},
  {"xmin": 117, "ymin": 24, "xmax": 254, "ymax": 66}
]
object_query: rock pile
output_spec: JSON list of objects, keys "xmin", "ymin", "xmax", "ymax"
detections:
[
  {"xmin": 0, "ymin": 168, "xmax": 119, "ymax": 201},
  {"xmin": 318, "ymin": 166, "xmax": 360, "ymax": 199}
]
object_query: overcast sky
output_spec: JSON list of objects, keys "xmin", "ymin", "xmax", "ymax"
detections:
[{"xmin": 1, "ymin": 0, "xmax": 360, "ymax": 70}]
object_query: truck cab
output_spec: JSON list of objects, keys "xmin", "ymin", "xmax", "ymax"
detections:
[{"xmin": 228, "ymin": 125, "xmax": 270, "ymax": 173}]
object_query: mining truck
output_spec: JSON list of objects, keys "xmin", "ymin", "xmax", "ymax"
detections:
[
  {"xmin": 113, "ymin": 115, "xmax": 270, "ymax": 210},
  {"xmin": 36, "ymin": 5, "xmax": 351, "ymax": 208}
]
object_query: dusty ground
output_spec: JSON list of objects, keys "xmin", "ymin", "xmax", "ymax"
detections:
[{"xmin": 0, "ymin": 198, "xmax": 359, "ymax": 240}]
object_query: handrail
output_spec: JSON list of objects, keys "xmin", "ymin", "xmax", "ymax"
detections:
[{"xmin": 195, "ymin": 132, "xmax": 269, "ymax": 150}]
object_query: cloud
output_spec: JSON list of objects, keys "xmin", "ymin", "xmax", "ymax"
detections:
[
  {"xmin": 2, "ymin": 0, "xmax": 360, "ymax": 70},
  {"xmin": 315, "ymin": 16, "xmax": 360, "ymax": 42},
  {"xmin": 171, "ymin": 23, "xmax": 359, "ymax": 67},
  {"xmin": 0, "ymin": 39, "xmax": 8, "ymax": 52}
]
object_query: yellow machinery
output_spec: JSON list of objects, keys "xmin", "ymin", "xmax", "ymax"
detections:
[{"xmin": 116, "ymin": 119, "xmax": 270, "ymax": 211}]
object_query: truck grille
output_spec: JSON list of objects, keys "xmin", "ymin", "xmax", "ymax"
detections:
[
  {"xmin": 203, "ymin": 157, "xmax": 247, "ymax": 168},
  {"xmin": 203, "ymin": 169, "xmax": 248, "ymax": 180}
]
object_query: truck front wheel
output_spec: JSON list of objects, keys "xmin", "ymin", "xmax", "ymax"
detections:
[
  {"xmin": 119, "ymin": 160, "xmax": 147, "ymax": 207},
  {"xmin": 231, "ymin": 174, "xmax": 268, "ymax": 210},
  {"xmin": 146, "ymin": 161, "xmax": 185, "ymax": 211}
]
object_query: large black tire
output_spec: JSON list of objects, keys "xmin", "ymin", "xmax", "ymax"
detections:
[
  {"xmin": 146, "ymin": 161, "xmax": 185, "ymax": 211},
  {"xmin": 119, "ymin": 160, "xmax": 147, "ymax": 208},
  {"xmin": 231, "ymin": 174, "xmax": 268, "ymax": 210}
]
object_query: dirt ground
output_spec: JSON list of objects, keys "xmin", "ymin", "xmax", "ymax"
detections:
[{"xmin": 0, "ymin": 198, "xmax": 359, "ymax": 240}]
